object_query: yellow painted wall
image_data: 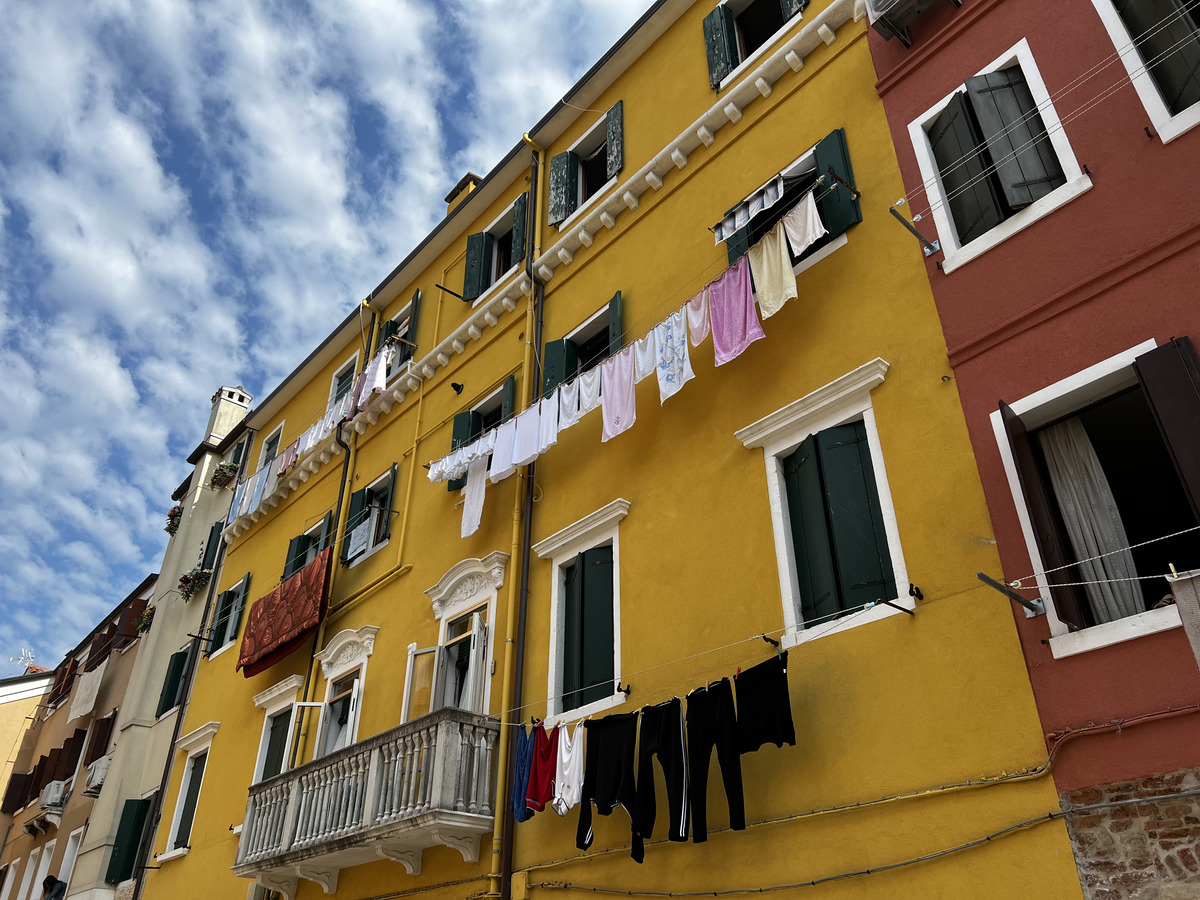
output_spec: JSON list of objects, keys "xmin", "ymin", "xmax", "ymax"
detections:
[{"xmin": 144, "ymin": 3, "xmax": 1085, "ymax": 899}]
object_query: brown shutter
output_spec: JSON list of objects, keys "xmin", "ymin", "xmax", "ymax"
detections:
[
  {"xmin": 115, "ymin": 598, "xmax": 148, "ymax": 650},
  {"xmin": 49, "ymin": 658, "xmax": 78, "ymax": 706},
  {"xmin": 85, "ymin": 713, "xmax": 117, "ymax": 767},
  {"xmin": 999, "ymin": 401, "xmax": 1088, "ymax": 630},
  {"xmin": 61, "ymin": 728, "xmax": 89, "ymax": 778},
  {"xmin": 1133, "ymin": 336, "xmax": 1200, "ymax": 521},
  {"xmin": 1, "ymin": 773, "xmax": 31, "ymax": 813}
]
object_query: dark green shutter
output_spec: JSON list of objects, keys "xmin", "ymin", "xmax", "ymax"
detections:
[
  {"xmin": 579, "ymin": 545, "xmax": 615, "ymax": 707},
  {"xmin": 501, "ymin": 375, "xmax": 517, "ymax": 423},
  {"xmin": 380, "ymin": 463, "xmax": 399, "ymax": 540},
  {"xmin": 513, "ymin": 192, "xmax": 529, "ymax": 264},
  {"xmin": 1133, "ymin": 337, "xmax": 1200, "ymax": 521},
  {"xmin": 156, "ymin": 651, "xmax": 188, "ymax": 717},
  {"xmin": 1115, "ymin": 0, "xmax": 1200, "ymax": 115},
  {"xmin": 605, "ymin": 101, "xmax": 624, "ymax": 181},
  {"xmin": 562, "ymin": 556, "xmax": 583, "ymax": 711},
  {"xmin": 783, "ymin": 436, "xmax": 839, "ymax": 624},
  {"xmin": 334, "ymin": 366, "xmax": 355, "ymax": 401},
  {"xmin": 106, "ymin": 797, "xmax": 151, "ymax": 882},
  {"xmin": 231, "ymin": 440, "xmax": 244, "ymax": 465},
  {"xmin": 781, "ymin": 0, "xmax": 808, "ymax": 19},
  {"xmin": 703, "ymin": 4, "xmax": 738, "ymax": 89},
  {"xmin": 205, "ymin": 591, "xmax": 233, "ymax": 655},
  {"xmin": 726, "ymin": 227, "xmax": 750, "ymax": 266},
  {"xmin": 229, "ymin": 575, "xmax": 251, "ymax": 647},
  {"xmin": 283, "ymin": 533, "xmax": 310, "ymax": 580},
  {"xmin": 463, "ymin": 232, "xmax": 495, "ymax": 302},
  {"xmin": 817, "ymin": 422, "xmax": 896, "ymax": 610},
  {"xmin": 964, "ymin": 69, "xmax": 1066, "ymax": 209},
  {"xmin": 201, "ymin": 520, "xmax": 223, "ymax": 572},
  {"xmin": 814, "ymin": 128, "xmax": 862, "ymax": 239},
  {"xmin": 377, "ymin": 318, "xmax": 398, "ymax": 354},
  {"xmin": 319, "ymin": 511, "xmax": 334, "ymax": 551},
  {"xmin": 998, "ymin": 401, "xmax": 1087, "ymax": 630},
  {"xmin": 543, "ymin": 339, "xmax": 579, "ymax": 398},
  {"xmin": 406, "ymin": 289, "xmax": 422, "ymax": 358},
  {"xmin": 548, "ymin": 151, "xmax": 580, "ymax": 225},
  {"xmin": 342, "ymin": 489, "xmax": 369, "ymax": 563},
  {"xmin": 173, "ymin": 752, "xmax": 207, "ymax": 850},
  {"xmin": 261, "ymin": 712, "xmax": 291, "ymax": 780},
  {"xmin": 607, "ymin": 291, "xmax": 624, "ymax": 357},
  {"xmin": 448, "ymin": 411, "xmax": 483, "ymax": 492},
  {"xmin": 928, "ymin": 92, "xmax": 1005, "ymax": 246}
]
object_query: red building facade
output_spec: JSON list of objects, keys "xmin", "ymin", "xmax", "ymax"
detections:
[{"xmin": 869, "ymin": 0, "xmax": 1200, "ymax": 895}]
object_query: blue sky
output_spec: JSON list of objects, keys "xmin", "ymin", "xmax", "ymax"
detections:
[{"xmin": 0, "ymin": 0, "xmax": 648, "ymax": 675}]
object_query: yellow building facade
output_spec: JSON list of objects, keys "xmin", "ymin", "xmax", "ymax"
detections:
[{"xmin": 143, "ymin": 2, "xmax": 1085, "ymax": 898}]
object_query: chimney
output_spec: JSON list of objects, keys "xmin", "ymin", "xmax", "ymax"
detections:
[
  {"xmin": 445, "ymin": 172, "xmax": 483, "ymax": 214},
  {"xmin": 205, "ymin": 386, "xmax": 252, "ymax": 445}
]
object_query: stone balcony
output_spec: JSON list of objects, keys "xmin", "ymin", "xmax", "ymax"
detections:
[{"xmin": 233, "ymin": 707, "xmax": 499, "ymax": 899}]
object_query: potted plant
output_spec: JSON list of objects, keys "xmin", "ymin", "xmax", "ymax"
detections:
[
  {"xmin": 164, "ymin": 505, "xmax": 183, "ymax": 536},
  {"xmin": 209, "ymin": 462, "xmax": 239, "ymax": 489},
  {"xmin": 135, "ymin": 605, "xmax": 156, "ymax": 634},
  {"xmin": 178, "ymin": 567, "xmax": 211, "ymax": 602}
]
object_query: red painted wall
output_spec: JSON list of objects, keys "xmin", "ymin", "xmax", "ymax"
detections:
[{"xmin": 869, "ymin": 0, "xmax": 1200, "ymax": 793}]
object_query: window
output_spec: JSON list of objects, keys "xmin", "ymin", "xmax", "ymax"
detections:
[
  {"xmin": 15, "ymin": 850, "xmax": 38, "ymax": 900},
  {"xmin": 447, "ymin": 376, "xmax": 517, "ymax": 491},
  {"xmin": 541, "ymin": 292, "xmax": 624, "ymax": 398},
  {"xmin": 163, "ymin": 722, "xmax": 217, "ymax": 858},
  {"xmin": 0, "ymin": 861, "xmax": 17, "ymax": 900},
  {"xmin": 330, "ymin": 356, "xmax": 359, "ymax": 405},
  {"xmin": 312, "ymin": 626, "xmax": 376, "ymax": 757},
  {"xmin": 532, "ymin": 499, "xmax": 629, "ymax": 719},
  {"xmin": 258, "ymin": 427, "xmax": 282, "ymax": 472},
  {"xmin": 736, "ymin": 360, "xmax": 910, "ymax": 645},
  {"xmin": 547, "ymin": 103, "xmax": 624, "ymax": 227},
  {"xmin": 342, "ymin": 466, "xmax": 397, "ymax": 563},
  {"xmin": 318, "ymin": 672, "xmax": 360, "ymax": 756},
  {"xmin": 251, "ymin": 675, "xmax": 304, "ymax": 782},
  {"xmin": 282, "ymin": 512, "xmax": 333, "ymax": 580},
  {"xmin": 463, "ymin": 195, "xmax": 528, "ymax": 303},
  {"xmin": 703, "ymin": 0, "xmax": 807, "ymax": 89},
  {"xmin": 381, "ymin": 290, "xmax": 422, "ymax": 376},
  {"xmin": 992, "ymin": 337, "xmax": 1200, "ymax": 654},
  {"xmin": 1089, "ymin": 0, "xmax": 1200, "ymax": 142},
  {"xmin": 30, "ymin": 841, "xmax": 54, "ymax": 900},
  {"xmin": 204, "ymin": 574, "xmax": 251, "ymax": 655},
  {"xmin": 909, "ymin": 40, "xmax": 1090, "ymax": 274},
  {"xmin": 84, "ymin": 709, "xmax": 116, "ymax": 767},
  {"xmin": 58, "ymin": 826, "xmax": 84, "ymax": 892},
  {"xmin": 156, "ymin": 644, "xmax": 193, "ymax": 717}
]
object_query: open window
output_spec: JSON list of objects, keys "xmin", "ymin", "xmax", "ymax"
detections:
[
  {"xmin": 329, "ymin": 355, "xmax": 359, "ymax": 407},
  {"xmin": 463, "ymin": 194, "xmax": 528, "ymax": 303},
  {"xmin": 541, "ymin": 292, "xmax": 624, "ymax": 398},
  {"xmin": 548, "ymin": 103, "xmax": 624, "ymax": 227},
  {"xmin": 258, "ymin": 427, "xmax": 283, "ymax": 474},
  {"xmin": 381, "ymin": 290, "xmax": 422, "ymax": 376},
  {"xmin": 403, "ymin": 608, "xmax": 489, "ymax": 721},
  {"xmin": 317, "ymin": 670, "xmax": 361, "ymax": 756},
  {"xmin": 703, "ymin": 0, "xmax": 807, "ymax": 89},
  {"xmin": 282, "ymin": 512, "xmax": 333, "ymax": 580},
  {"xmin": 342, "ymin": 465, "xmax": 398, "ymax": 564},
  {"xmin": 204, "ymin": 574, "xmax": 251, "ymax": 655},
  {"xmin": 994, "ymin": 338, "xmax": 1200, "ymax": 640},
  {"xmin": 447, "ymin": 377, "xmax": 517, "ymax": 491}
]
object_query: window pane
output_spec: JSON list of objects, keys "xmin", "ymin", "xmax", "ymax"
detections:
[
  {"xmin": 174, "ymin": 752, "xmax": 207, "ymax": 850},
  {"xmin": 407, "ymin": 651, "xmax": 435, "ymax": 720},
  {"xmin": 261, "ymin": 712, "xmax": 291, "ymax": 780}
]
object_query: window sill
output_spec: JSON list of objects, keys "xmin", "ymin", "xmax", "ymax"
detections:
[
  {"xmin": 556, "ymin": 177, "xmax": 618, "ymax": 234},
  {"xmin": 348, "ymin": 537, "xmax": 390, "ymax": 569},
  {"xmin": 717, "ymin": 18, "xmax": 802, "ymax": 93},
  {"xmin": 791, "ymin": 233, "xmax": 848, "ymax": 277},
  {"xmin": 780, "ymin": 595, "xmax": 916, "ymax": 651},
  {"xmin": 471, "ymin": 265, "xmax": 522, "ymax": 309},
  {"xmin": 546, "ymin": 691, "xmax": 626, "ymax": 728},
  {"xmin": 208, "ymin": 641, "xmax": 235, "ymax": 662},
  {"xmin": 156, "ymin": 707, "xmax": 179, "ymax": 723},
  {"xmin": 156, "ymin": 847, "xmax": 189, "ymax": 864},
  {"xmin": 940, "ymin": 173, "xmax": 1092, "ymax": 274},
  {"xmin": 1049, "ymin": 604, "xmax": 1182, "ymax": 660}
]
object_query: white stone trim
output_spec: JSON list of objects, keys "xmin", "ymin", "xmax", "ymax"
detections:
[
  {"xmin": 1049, "ymin": 605, "xmax": 1182, "ymax": 659},
  {"xmin": 252, "ymin": 674, "xmax": 305, "ymax": 711},
  {"xmin": 1086, "ymin": 0, "xmax": 1200, "ymax": 144},
  {"xmin": 315, "ymin": 625, "xmax": 379, "ymax": 681},
  {"xmin": 533, "ymin": 499, "xmax": 631, "ymax": 559},
  {"xmin": 176, "ymin": 721, "xmax": 219, "ymax": 755},
  {"xmin": 907, "ymin": 37, "xmax": 1092, "ymax": 274},
  {"xmin": 736, "ymin": 361, "xmax": 907, "ymax": 641},
  {"xmin": 425, "ymin": 551, "xmax": 510, "ymax": 621}
]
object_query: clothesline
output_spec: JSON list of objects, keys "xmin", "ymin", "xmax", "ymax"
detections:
[{"xmin": 1007, "ymin": 523, "xmax": 1200, "ymax": 589}]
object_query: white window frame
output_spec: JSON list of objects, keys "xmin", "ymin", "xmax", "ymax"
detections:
[
  {"xmin": 557, "ymin": 116, "xmax": 619, "ymax": 233},
  {"xmin": 15, "ymin": 849, "xmax": 39, "ymax": 900},
  {"xmin": 57, "ymin": 826, "xmax": 84, "ymax": 892},
  {"xmin": 251, "ymin": 675, "xmax": 305, "ymax": 783},
  {"xmin": 257, "ymin": 424, "xmax": 284, "ymax": 472},
  {"xmin": 385, "ymin": 298, "xmax": 417, "ymax": 380},
  {"xmin": 735, "ymin": 359, "xmax": 910, "ymax": 648},
  {"xmin": 988, "ymin": 337, "xmax": 1185, "ymax": 659},
  {"xmin": 717, "ymin": 0, "xmax": 807, "ymax": 90},
  {"xmin": 470, "ymin": 203, "xmax": 522, "ymax": 310},
  {"xmin": 30, "ymin": 840, "xmax": 55, "ymax": 900},
  {"xmin": 208, "ymin": 574, "xmax": 250, "ymax": 660},
  {"xmin": 907, "ymin": 38, "xmax": 1092, "ymax": 274},
  {"xmin": 532, "ymin": 500, "xmax": 629, "ymax": 723},
  {"xmin": 328, "ymin": 353, "xmax": 361, "ymax": 407},
  {"xmin": 348, "ymin": 469, "xmax": 396, "ymax": 567},
  {"xmin": 0, "ymin": 858, "xmax": 18, "ymax": 900},
  {"xmin": 296, "ymin": 516, "xmax": 330, "ymax": 574},
  {"xmin": 160, "ymin": 721, "xmax": 219, "ymax": 862},
  {"xmin": 1087, "ymin": 0, "xmax": 1200, "ymax": 143},
  {"xmin": 312, "ymin": 626, "xmax": 378, "ymax": 757}
]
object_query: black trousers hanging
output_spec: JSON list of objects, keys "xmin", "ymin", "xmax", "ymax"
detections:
[
  {"xmin": 632, "ymin": 697, "xmax": 689, "ymax": 861},
  {"xmin": 576, "ymin": 712, "xmax": 639, "ymax": 854},
  {"xmin": 686, "ymin": 678, "xmax": 744, "ymax": 843}
]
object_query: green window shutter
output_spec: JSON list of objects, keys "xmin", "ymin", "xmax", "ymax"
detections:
[
  {"xmin": 205, "ymin": 591, "xmax": 234, "ymax": 655},
  {"xmin": 816, "ymin": 422, "xmax": 896, "ymax": 610},
  {"xmin": 406, "ymin": 289, "xmax": 422, "ymax": 360},
  {"xmin": 319, "ymin": 511, "xmax": 334, "ymax": 551},
  {"xmin": 334, "ymin": 366, "xmax": 355, "ymax": 402},
  {"xmin": 261, "ymin": 711, "xmax": 291, "ymax": 780},
  {"xmin": 229, "ymin": 575, "xmax": 251, "ymax": 646},
  {"xmin": 501, "ymin": 375, "xmax": 518, "ymax": 423},
  {"xmin": 463, "ymin": 232, "xmax": 495, "ymax": 302},
  {"xmin": 548, "ymin": 151, "xmax": 580, "ymax": 226},
  {"xmin": 964, "ymin": 69, "xmax": 1066, "ymax": 210},
  {"xmin": 201, "ymin": 520, "xmax": 223, "ymax": 572},
  {"xmin": 231, "ymin": 440, "xmax": 244, "ymax": 465},
  {"xmin": 156, "ymin": 651, "xmax": 188, "ymax": 717},
  {"xmin": 780, "ymin": 0, "xmax": 808, "ymax": 19},
  {"xmin": 605, "ymin": 101, "xmax": 624, "ymax": 181},
  {"xmin": 380, "ymin": 463, "xmax": 399, "ymax": 540},
  {"xmin": 562, "ymin": 555, "xmax": 584, "ymax": 711},
  {"xmin": 928, "ymin": 91, "xmax": 1005, "ymax": 246},
  {"xmin": 106, "ymin": 797, "xmax": 151, "ymax": 883},
  {"xmin": 607, "ymin": 291, "xmax": 624, "ymax": 357},
  {"xmin": 543, "ymin": 339, "xmax": 579, "ymax": 398},
  {"xmin": 726, "ymin": 227, "xmax": 750, "ymax": 266},
  {"xmin": 783, "ymin": 436, "xmax": 840, "ymax": 625},
  {"xmin": 283, "ymin": 533, "xmax": 310, "ymax": 580},
  {"xmin": 377, "ymin": 318, "xmax": 398, "ymax": 354},
  {"xmin": 703, "ymin": 4, "xmax": 738, "ymax": 89},
  {"xmin": 814, "ymin": 128, "xmax": 863, "ymax": 240},
  {"xmin": 1115, "ymin": 0, "xmax": 1200, "ymax": 115},
  {"xmin": 173, "ymin": 752, "xmax": 207, "ymax": 850},
  {"xmin": 512, "ymin": 192, "xmax": 529, "ymax": 264},
  {"xmin": 342, "ymin": 489, "xmax": 369, "ymax": 563},
  {"xmin": 448, "ymin": 410, "xmax": 483, "ymax": 492},
  {"xmin": 579, "ymin": 545, "xmax": 615, "ymax": 707}
]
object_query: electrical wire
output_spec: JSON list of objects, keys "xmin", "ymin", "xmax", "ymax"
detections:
[{"xmin": 1007, "ymin": 523, "xmax": 1200, "ymax": 589}]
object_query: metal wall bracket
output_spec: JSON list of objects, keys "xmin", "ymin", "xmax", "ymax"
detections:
[{"xmin": 977, "ymin": 572, "xmax": 1046, "ymax": 618}]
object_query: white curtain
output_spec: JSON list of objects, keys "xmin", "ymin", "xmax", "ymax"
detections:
[
  {"xmin": 459, "ymin": 614, "xmax": 487, "ymax": 713},
  {"xmin": 1039, "ymin": 417, "xmax": 1143, "ymax": 624}
]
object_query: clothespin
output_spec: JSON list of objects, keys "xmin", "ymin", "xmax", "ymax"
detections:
[
  {"xmin": 1170, "ymin": 563, "xmax": 1179, "ymax": 578},
  {"xmin": 735, "ymin": 666, "xmax": 741, "ymax": 680}
]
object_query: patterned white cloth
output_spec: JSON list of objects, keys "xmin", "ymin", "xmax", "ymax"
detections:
[
  {"xmin": 712, "ymin": 174, "xmax": 785, "ymax": 243},
  {"xmin": 601, "ymin": 346, "xmax": 637, "ymax": 442},
  {"xmin": 654, "ymin": 309, "xmax": 695, "ymax": 404}
]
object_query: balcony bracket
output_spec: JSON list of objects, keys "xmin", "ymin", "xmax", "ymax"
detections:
[
  {"xmin": 256, "ymin": 874, "xmax": 297, "ymax": 900},
  {"xmin": 375, "ymin": 843, "xmax": 423, "ymax": 875},
  {"xmin": 431, "ymin": 829, "xmax": 481, "ymax": 863},
  {"xmin": 295, "ymin": 865, "xmax": 339, "ymax": 894}
]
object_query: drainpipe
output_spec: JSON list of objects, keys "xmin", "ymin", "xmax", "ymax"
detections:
[{"xmin": 491, "ymin": 136, "xmax": 543, "ymax": 900}]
